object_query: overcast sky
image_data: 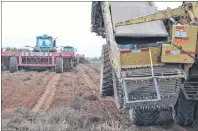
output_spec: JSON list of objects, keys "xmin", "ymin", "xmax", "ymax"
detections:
[{"xmin": 2, "ymin": 2, "xmax": 182, "ymax": 57}]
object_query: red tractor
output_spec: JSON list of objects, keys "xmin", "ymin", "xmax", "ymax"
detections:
[
  {"xmin": 1, "ymin": 34, "xmax": 77, "ymax": 73},
  {"xmin": 61, "ymin": 45, "xmax": 78, "ymax": 70},
  {"xmin": 76, "ymin": 54, "xmax": 89, "ymax": 64}
]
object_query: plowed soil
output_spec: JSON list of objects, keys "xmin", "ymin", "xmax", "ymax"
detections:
[
  {"xmin": 2, "ymin": 71, "xmax": 55, "ymax": 112},
  {"xmin": 2, "ymin": 63, "xmax": 198, "ymax": 131}
]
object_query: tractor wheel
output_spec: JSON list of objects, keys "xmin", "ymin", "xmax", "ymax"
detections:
[
  {"xmin": 132, "ymin": 109, "xmax": 160, "ymax": 126},
  {"xmin": 175, "ymin": 90, "xmax": 195, "ymax": 127},
  {"xmin": 71, "ymin": 59, "xmax": 74, "ymax": 69},
  {"xmin": 55, "ymin": 58, "xmax": 63, "ymax": 73},
  {"xmin": 9, "ymin": 56, "xmax": 18, "ymax": 73},
  {"xmin": 73, "ymin": 59, "xmax": 77, "ymax": 67},
  {"xmin": 100, "ymin": 44, "xmax": 113, "ymax": 96},
  {"xmin": 112, "ymin": 70, "xmax": 123, "ymax": 109}
]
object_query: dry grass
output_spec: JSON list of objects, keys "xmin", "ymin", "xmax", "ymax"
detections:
[
  {"xmin": 71, "ymin": 91, "xmax": 83, "ymax": 110},
  {"xmin": 3, "ymin": 106, "xmax": 198, "ymax": 131},
  {"xmin": 2, "ymin": 106, "xmax": 127, "ymax": 131}
]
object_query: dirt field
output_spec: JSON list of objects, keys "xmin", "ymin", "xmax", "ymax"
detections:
[{"xmin": 2, "ymin": 62, "xmax": 198, "ymax": 131}]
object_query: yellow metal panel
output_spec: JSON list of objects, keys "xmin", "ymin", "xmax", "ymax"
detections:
[
  {"xmin": 162, "ymin": 25, "xmax": 197, "ymax": 64},
  {"xmin": 191, "ymin": 2, "xmax": 198, "ymax": 19},
  {"xmin": 120, "ymin": 47, "xmax": 161, "ymax": 68},
  {"xmin": 196, "ymin": 38, "xmax": 198, "ymax": 54},
  {"xmin": 196, "ymin": 27, "xmax": 198, "ymax": 54},
  {"xmin": 161, "ymin": 44, "xmax": 194, "ymax": 63},
  {"xmin": 171, "ymin": 25, "xmax": 198, "ymax": 51},
  {"xmin": 103, "ymin": 2, "xmax": 122, "ymax": 78}
]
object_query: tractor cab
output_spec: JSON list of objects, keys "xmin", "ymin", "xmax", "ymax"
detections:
[
  {"xmin": 62, "ymin": 46, "xmax": 77, "ymax": 58},
  {"xmin": 63, "ymin": 46, "xmax": 77, "ymax": 52},
  {"xmin": 34, "ymin": 34, "xmax": 57, "ymax": 52}
]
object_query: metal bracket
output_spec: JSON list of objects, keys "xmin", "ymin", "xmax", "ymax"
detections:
[
  {"xmin": 129, "ymin": 107, "xmax": 133, "ymax": 121},
  {"xmin": 122, "ymin": 77, "xmax": 161, "ymax": 104},
  {"xmin": 182, "ymin": 80, "xmax": 198, "ymax": 100},
  {"xmin": 171, "ymin": 105, "xmax": 177, "ymax": 123},
  {"xmin": 122, "ymin": 49, "xmax": 162, "ymax": 104}
]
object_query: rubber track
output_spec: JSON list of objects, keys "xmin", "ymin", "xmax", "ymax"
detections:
[
  {"xmin": 100, "ymin": 44, "xmax": 113, "ymax": 96},
  {"xmin": 176, "ymin": 90, "xmax": 195, "ymax": 127},
  {"xmin": 133, "ymin": 109, "xmax": 160, "ymax": 126},
  {"xmin": 112, "ymin": 70, "xmax": 123, "ymax": 109}
]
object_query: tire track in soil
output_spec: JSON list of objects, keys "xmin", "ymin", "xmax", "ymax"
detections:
[
  {"xmin": 48, "ymin": 70, "xmax": 81, "ymax": 111},
  {"xmin": 78, "ymin": 64, "xmax": 123, "ymax": 121},
  {"xmin": 2, "ymin": 71, "xmax": 53, "ymax": 111},
  {"xmin": 75, "ymin": 65, "xmax": 104, "ymax": 115},
  {"xmin": 32, "ymin": 73, "xmax": 61, "ymax": 113},
  {"xmin": 25, "ymin": 72, "xmax": 56, "ymax": 109}
]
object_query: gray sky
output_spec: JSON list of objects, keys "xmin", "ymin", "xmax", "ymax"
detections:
[{"xmin": 2, "ymin": 2, "xmax": 181, "ymax": 57}]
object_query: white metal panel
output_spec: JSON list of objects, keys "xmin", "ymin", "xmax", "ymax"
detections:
[
  {"xmin": 25, "ymin": 52, "xmax": 29, "ymax": 56},
  {"xmin": 31, "ymin": 52, "xmax": 34, "ymax": 56},
  {"xmin": 45, "ymin": 52, "xmax": 48, "ymax": 56},
  {"xmin": 109, "ymin": 2, "xmax": 168, "ymax": 37},
  {"xmin": 40, "ymin": 52, "xmax": 43, "ymax": 56}
]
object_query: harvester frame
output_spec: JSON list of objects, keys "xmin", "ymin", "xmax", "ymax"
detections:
[
  {"xmin": 1, "ymin": 48, "xmax": 77, "ymax": 73},
  {"xmin": 91, "ymin": 1, "xmax": 198, "ymax": 126}
]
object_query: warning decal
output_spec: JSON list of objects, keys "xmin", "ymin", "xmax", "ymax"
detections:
[
  {"xmin": 175, "ymin": 26, "xmax": 187, "ymax": 38},
  {"xmin": 165, "ymin": 50, "xmax": 195, "ymax": 55},
  {"xmin": 174, "ymin": 26, "xmax": 188, "ymax": 44},
  {"xmin": 175, "ymin": 31, "xmax": 187, "ymax": 37},
  {"xmin": 174, "ymin": 37, "xmax": 189, "ymax": 44}
]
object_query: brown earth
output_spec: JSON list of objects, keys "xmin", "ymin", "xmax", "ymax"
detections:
[
  {"xmin": 2, "ymin": 71, "xmax": 55, "ymax": 111},
  {"xmin": 2, "ymin": 62, "xmax": 198, "ymax": 131},
  {"xmin": 32, "ymin": 73, "xmax": 61, "ymax": 113}
]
